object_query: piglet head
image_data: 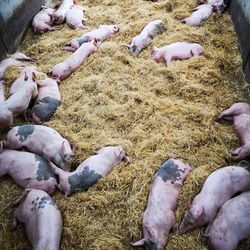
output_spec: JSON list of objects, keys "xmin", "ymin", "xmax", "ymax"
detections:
[
  {"xmin": 151, "ymin": 47, "xmax": 162, "ymax": 62},
  {"xmin": 132, "ymin": 225, "xmax": 168, "ymax": 250},
  {"xmin": 97, "ymin": 146, "xmax": 130, "ymax": 163},
  {"xmin": 193, "ymin": 44, "xmax": 205, "ymax": 56},
  {"xmin": 179, "ymin": 205, "xmax": 205, "ymax": 233},
  {"xmin": 99, "ymin": 24, "xmax": 119, "ymax": 34},
  {"xmin": 59, "ymin": 140, "xmax": 75, "ymax": 167},
  {"xmin": 114, "ymin": 146, "xmax": 130, "ymax": 163},
  {"xmin": 129, "ymin": 44, "xmax": 139, "ymax": 56}
]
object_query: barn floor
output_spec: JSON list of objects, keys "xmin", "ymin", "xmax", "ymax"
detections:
[{"xmin": 0, "ymin": 0, "xmax": 250, "ymax": 249}]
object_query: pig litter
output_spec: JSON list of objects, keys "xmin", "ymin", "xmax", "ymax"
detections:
[{"xmin": 0, "ymin": 0, "xmax": 250, "ymax": 249}]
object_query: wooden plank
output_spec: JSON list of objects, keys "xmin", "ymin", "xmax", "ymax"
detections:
[{"xmin": 230, "ymin": 0, "xmax": 250, "ymax": 83}]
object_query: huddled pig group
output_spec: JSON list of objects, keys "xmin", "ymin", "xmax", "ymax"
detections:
[
  {"xmin": 0, "ymin": 124, "xmax": 129, "ymax": 249},
  {"xmin": 0, "ymin": 0, "xmax": 249, "ymax": 249}
]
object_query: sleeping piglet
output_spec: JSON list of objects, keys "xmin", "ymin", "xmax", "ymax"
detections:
[
  {"xmin": 181, "ymin": 4, "xmax": 213, "ymax": 26},
  {"xmin": 51, "ymin": 146, "xmax": 130, "ymax": 196},
  {"xmin": 208, "ymin": 0, "xmax": 224, "ymax": 14},
  {"xmin": 197, "ymin": 0, "xmax": 224, "ymax": 14},
  {"xmin": 218, "ymin": 103, "xmax": 250, "ymax": 160},
  {"xmin": 0, "ymin": 149, "xmax": 57, "ymax": 194},
  {"xmin": 31, "ymin": 77, "xmax": 61, "ymax": 124},
  {"xmin": 50, "ymin": 39, "xmax": 99, "ymax": 80},
  {"xmin": 151, "ymin": 42, "xmax": 204, "ymax": 66},
  {"xmin": 66, "ymin": 5, "xmax": 88, "ymax": 29},
  {"xmin": 125, "ymin": 19, "xmax": 165, "ymax": 56},
  {"xmin": 0, "ymin": 67, "xmax": 38, "ymax": 127},
  {"xmin": 206, "ymin": 191, "xmax": 250, "ymax": 250},
  {"xmin": 32, "ymin": 7, "xmax": 55, "ymax": 34},
  {"xmin": 3, "ymin": 124, "xmax": 75, "ymax": 170},
  {"xmin": 0, "ymin": 52, "xmax": 35, "ymax": 80},
  {"xmin": 12, "ymin": 189, "xmax": 63, "ymax": 250},
  {"xmin": 52, "ymin": 0, "xmax": 74, "ymax": 24},
  {"xmin": 64, "ymin": 24, "xmax": 119, "ymax": 52},
  {"xmin": 132, "ymin": 159, "xmax": 191, "ymax": 249},
  {"xmin": 179, "ymin": 166, "xmax": 250, "ymax": 233}
]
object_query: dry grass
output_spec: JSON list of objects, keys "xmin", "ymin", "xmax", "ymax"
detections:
[{"xmin": 0, "ymin": 0, "xmax": 250, "ymax": 249}]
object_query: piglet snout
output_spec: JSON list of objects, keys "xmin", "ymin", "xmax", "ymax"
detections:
[{"xmin": 122, "ymin": 156, "xmax": 130, "ymax": 163}]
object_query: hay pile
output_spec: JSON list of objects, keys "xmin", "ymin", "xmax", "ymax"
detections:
[{"xmin": 0, "ymin": 0, "xmax": 250, "ymax": 249}]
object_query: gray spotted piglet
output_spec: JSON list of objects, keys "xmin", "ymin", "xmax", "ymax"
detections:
[
  {"xmin": 125, "ymin": 19, "xmax": 165, "ymax": 56},
  {"xmin": 132, "ymin": 159, "xmax": 191, "ymax": 250},
  {"xmin": 64, "ymin": 24, "xmax": 119, "ymax": 52},
  {"xmin": 52, "ymin": 146, "xmax": 130, "ymax": 196},
  {"xmin": 31, "ymin": 77, "xmax": 61, "ymax": 124},
  {"xmin": 12, "ymin": 189, "xmax": 63, "ymax": 250},
  {"xmin": 179, "ymin": 166, "xmax": 250, "ymax": 233},
  {"xmin": 3, "ymin": 124, "xmax": 75, "ymax": 171},
  {"xmin": 0, "ymin": 149, "xmax": 57, "ymax": 194},
  {"xmin": 181, "ymin": 4, "xmax": 213, "ymax": 26}
]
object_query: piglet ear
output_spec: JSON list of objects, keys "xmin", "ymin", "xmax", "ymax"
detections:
[
  {"xmin": 70, "ymin": 143, "xmax": 77, "ymax": 154},
  {"xmin": 60, "ymin": 141, "xmax": 66, "ymax": 155},
  {"xmin": 199, "ymin": 206, "xmax": 205, "ymax": 217},
  {"xmin": 24, "ymin": 72, "xmax": 28, "ymax": 81},
  {"xmin": 32, "ymin": 72, "xmax": 37, "ymax": 82},
  {"xmin": 115, "ymin": 146, "xmax": 123, "ymax": 158},
  {"xmin": 93, "ymin": 38, "xmax": 98, "ymax": 46}
]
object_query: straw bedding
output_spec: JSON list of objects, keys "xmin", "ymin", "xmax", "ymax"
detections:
[{"xmin": 0, "ymin": 0, "xmax": 250, "ymax": 249}]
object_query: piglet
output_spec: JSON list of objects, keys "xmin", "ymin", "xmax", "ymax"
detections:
[
  {"xmin": 179, "ymin": 166, "xmax": 250, "ymax": 233},
  {"xmin": 0, "ymin": 52, "xmax": 35, "ymax": 79},
  {"xmin": 31, "ymin": 77, "xmax": 61, "ymax": 124},
  {"xmin": 206, "ymin": 191, "xmax": 250, "ymax": 250},
  {"xmin": 0, "ymin": 149, "xmax": 57, "ymax": 194},
  {"xmin": 64, "ymin": 24, "xmax": 119, "ymax": 52},
  {"xmin": 218, "ymin": 103, "xmax": 250, "ymax": 160},
  {"xmin": 3, "ymin": 124, "xmax": 75, "ymax": 170},
  {"xmin": 66, "ymin": 5, "xmax": 88, "ymax": 29},
  {"xmin": 50, "ymin": 39, "xmax": 99, "ymax": 80},
  {"xmin": 132, "ymin": 159, "xmax": 191, "ymax": 249},
  {"xmin": 208, "ymin": 0, "xmax": 224, "ymax": 14},
  {"xmin": 0, "ymin": 67, "xmax": 38, "ymax": 127},
  {"xmin": 151, "ymin": 42, "xmax": 204, "ymax": 66},
  {"xmin": 197, "ymin": 0, "xmax": 224, "ymax": 13},
  {"xmin": 181, "ymin": 4, "xmax": 213, "ymax": 26},
  {"xmin": 52, "ymin": 0, "xmax": 74, "ymax": 24},
  {"xmin": 32, "ymin": 7, "xmax": 55, "ymax": 33},
  {"xmin": 51, "ymin": 146, "xmax": 130, "ymax": 196},
  {"xmin": 12, "ymin": 189, "xmax": 63, "ymax": 250},
  {"xmin": 125, "ymin": 19, "xmax": 165, "ymax": 56}
]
